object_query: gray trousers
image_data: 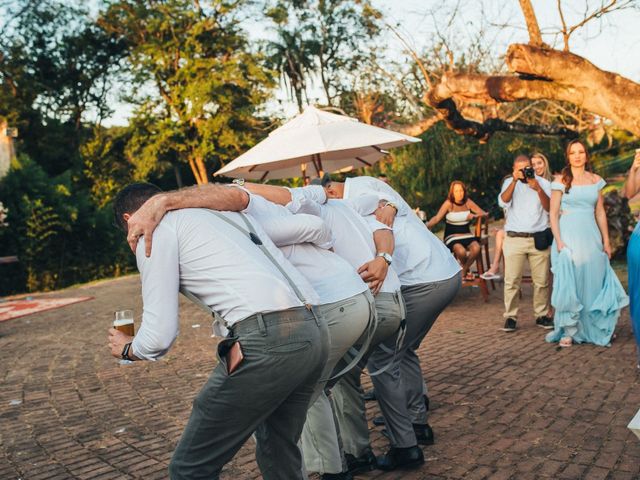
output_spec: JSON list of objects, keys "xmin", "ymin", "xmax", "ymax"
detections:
[
  {"xmin": 368, "ymin": 273, "xmax": 461, "ymax": 448},
  {"xmin": 331, "ymin": 291, "xmax": 404, "ymax": 457},
  {"xmin": 301, "ymin": 291, "xmax": 374, "ymax": 474},
  {"xmin": 169, "ymin": 307, "xmax": 329, "ymax": 480}
]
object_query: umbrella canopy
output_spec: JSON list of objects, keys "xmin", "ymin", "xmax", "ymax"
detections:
[{"xmin": 214, "ymin": 106, "xmax": 421, "ymax": 180}]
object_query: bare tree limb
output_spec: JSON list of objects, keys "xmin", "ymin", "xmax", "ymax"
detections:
[{"xmin": 518, "ymin": 0, "xmax": 546, "ymax": 47}]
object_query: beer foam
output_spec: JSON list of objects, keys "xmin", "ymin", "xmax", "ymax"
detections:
[{"xmin": 113, "ymin": 318, "xmax": 134, "ymax": 327}]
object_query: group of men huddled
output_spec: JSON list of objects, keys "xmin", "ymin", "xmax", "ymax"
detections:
[{"xmin": 107, "ymin": 175, "xmax": 462, "ymax": 480}]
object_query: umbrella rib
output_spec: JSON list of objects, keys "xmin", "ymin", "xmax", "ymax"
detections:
[{"xmin": 356, "ymin": 157, "xmax": 373, "ymax": 167}]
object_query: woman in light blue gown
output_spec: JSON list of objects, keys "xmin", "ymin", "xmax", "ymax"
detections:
[
  {"xmin": 625, "ymin": 150, "xmax": 640, "ymax": 365},
  {"xmin": 547, "ymin": 140, "xmax": 629, "ymax": 347}
]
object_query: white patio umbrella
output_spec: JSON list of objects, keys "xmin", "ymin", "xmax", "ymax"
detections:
[{"xmin": 214, "ymin": 106, "xmax": 421, "ymax": 180}]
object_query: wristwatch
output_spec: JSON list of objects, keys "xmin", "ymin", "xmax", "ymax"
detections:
[
  {"xmin": 121, "ymin": 342, "xmax": 134, "ymax": 361},
  {"xmin": 376, "ymin": 252, "xmax": 393, "ymax": 265}
]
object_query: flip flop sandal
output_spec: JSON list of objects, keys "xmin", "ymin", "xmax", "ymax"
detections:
[{"xmin": 559, "ymin": 337, "xmax": 573, "ymax": 348}]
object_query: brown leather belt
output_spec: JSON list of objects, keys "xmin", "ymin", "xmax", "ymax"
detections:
[{"xmin": 506, "ymin": 231, "xmax": 535, "ymax": 238}]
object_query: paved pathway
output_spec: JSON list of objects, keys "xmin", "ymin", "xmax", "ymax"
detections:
[{"xmin": 1, "ymin": 275, "xmax": 639, "ymax": 480}]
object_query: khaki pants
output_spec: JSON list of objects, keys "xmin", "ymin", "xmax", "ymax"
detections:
[
  {"xmin": 331, "ymin": 291, "xmax": 404, "ymax": 457},
  {"xmin": 301, "ymin": 291, "xmax": 374, "ymax": 474},
  {"xmin": 503, "ymin": 236, "xmax": 550, "ymax": 319}
]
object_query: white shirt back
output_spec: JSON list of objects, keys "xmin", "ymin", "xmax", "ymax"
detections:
[
  {"xmin": 288, "ymin": 187, "xmax": 402, "ymax": 293},
  {"xmin": 344, "ymin": 176, "xmax": 461, "ymax": 285},
  {"xmin": 132, "ymin": 208, "xmax": 318, "ymax": 361},
  {"xmin": 498, "ymin": 176, "xmax": 551, "ymax": 233},
  {"xmin": 244, "ymin": 193, "xmax": 367, "ymax": 304}
]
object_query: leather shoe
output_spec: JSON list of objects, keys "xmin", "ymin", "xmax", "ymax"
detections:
[
  {"xmin": 345, "ymin": 449, "xmax": 377, "ymax": 475},
  {"xmin": 381, "ymin": 423, "xmax": 435, "ymax": 446},
  {"xmin": 372, "ymin": 415, "xmax": 385, "ymax": 426},
  {"xmin": 414, "ymin": 423, "xmax": 435, "ymax": 445},
  {"xmin": 321, "ymin": 471, "xmax": 353, "ymax": 480},
  {"xmin": 376, "ymin": 446, "xmax": 424, "ymax": 471}
]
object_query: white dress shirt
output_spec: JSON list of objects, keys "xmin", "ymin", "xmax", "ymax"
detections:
[
  {"xmin": 243, "ymin": 193, "xmax": 368, "ymax": 304},
  {"xmin": 287, "ymin": 186, "xmax": 402, "ymax": 293},
  {"xmin": 344, "ymin": 176, "xmax": 461, "ymax": 286},
  {"xmin": 498, "ymin": 176, "xmax": 551, "ymax": 233},
  {"xmin": 132, "ymin": 208, "xmax": 319, "ymax": 361}
]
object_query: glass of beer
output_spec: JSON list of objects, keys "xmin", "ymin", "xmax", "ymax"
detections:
[{"xmin": 114, "ymin": 310, "xmax": 135, "ymax": 336}]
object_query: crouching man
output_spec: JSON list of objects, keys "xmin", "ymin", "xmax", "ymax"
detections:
[{"xmin": 108, "ymin": 183, "xmax": 328, "ymax": 480}]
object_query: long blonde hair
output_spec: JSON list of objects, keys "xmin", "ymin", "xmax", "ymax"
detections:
[{"xmin": 531, "ymin": 152, "xmax": 553, "ymax": 181}]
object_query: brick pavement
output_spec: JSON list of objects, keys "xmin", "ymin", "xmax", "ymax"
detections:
[{"xmin": 1, "ymin": 275, "xmax": 639, "ymax": 480}]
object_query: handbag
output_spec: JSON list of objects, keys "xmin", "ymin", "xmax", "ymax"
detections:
[{"xmin": 533, "ymin": 227, "xmax": 553, "ymax": 251}]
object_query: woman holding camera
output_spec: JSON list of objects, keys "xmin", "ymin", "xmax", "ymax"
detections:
[
  {"xmin": 546, "ymin": 140, "xmax": 628, "ymax": 347},
  {"xmin": 625, "ymin": 149, "xmax": 640, "ymax": 365},
  {"xmin": 427, "ymin": 181, "xmax": 487, "ymax": 281}
]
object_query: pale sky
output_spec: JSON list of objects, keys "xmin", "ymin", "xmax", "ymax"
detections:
[{"xmin": 102, "ymin": 0, "xmax": 640, "ymax": 126}]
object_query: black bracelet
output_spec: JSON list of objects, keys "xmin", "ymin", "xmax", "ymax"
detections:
[{"xmin": 121, "ymin": 342, "xmax": 134, "ymax": 361}]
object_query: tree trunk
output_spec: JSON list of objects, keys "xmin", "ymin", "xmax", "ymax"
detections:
[
  {"xmin": 188, "ymin": 156, "xmax": 204, "ymax": 184},
  {"xmin": 423, "ymin": 44, "xmax": 640, "ymax": 140},
  {"xmin": 506, "ymin": 44, "xmax": 640, "ymax": 136},
  {"xmin": 195, "ymin": 155, "xmax": 208, "ymax": 184}
]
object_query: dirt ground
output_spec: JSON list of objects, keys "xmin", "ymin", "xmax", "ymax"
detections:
[{"xmin": 1, "ymin": 273, "xmax": 639, "ymax": 480}]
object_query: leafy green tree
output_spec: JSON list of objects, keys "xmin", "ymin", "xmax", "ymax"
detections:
[
  {"xmin": 265, "ymin": 0, "xmax": 378, "ymax": 108},
  {"xmin": 0, "ymin": 0, "xmax": 126, "ymax": 175},
  {"xmin": 99, "ymin": 0, "xmax": 274, "ymax": 184}
]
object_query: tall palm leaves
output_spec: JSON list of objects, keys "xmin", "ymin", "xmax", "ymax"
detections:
[{"xmin": 267, "ymin": 28, "xmax": 317, "ymax": 112}]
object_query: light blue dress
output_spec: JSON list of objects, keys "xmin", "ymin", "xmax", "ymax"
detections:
[
  {"xmin": 628, "ymin": 222, "xmax": 640, "ymax": 361},
  {"xmin": 546, "ymin": 179, "xmax": 629, "ymax": 346}
]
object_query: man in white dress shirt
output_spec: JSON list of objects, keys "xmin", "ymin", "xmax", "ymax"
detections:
[
  {"xmin": 324, "ymin": 175, "xmax": 462, "ymax": 471},
  {"xmin": 244, "ymin": 182, "xmax": 404, "ymax": 475},
  {"xmin": 108, "ymin": 183, "xmax": 329, "ymax": 480},
  {"xmin": 498, "ymin": 154, "xmax": 552, "ymax": 332},
  {"xmin": 125, "ymin": 182, "xmax": 374, "ymax": 480}
]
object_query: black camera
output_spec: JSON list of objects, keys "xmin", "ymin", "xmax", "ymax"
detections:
[{"xmin": 520, "ymin": 166, "xmax": 535, "ymax": 183}]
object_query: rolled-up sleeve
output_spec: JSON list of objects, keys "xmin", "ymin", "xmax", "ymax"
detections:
[
  {"xmin": 287, "ymin": 188, "xmax": 323, "ymax": 216},
  {"xmin": 131, "ymin": 224, "xmax": 180, "ymax": 361},
  {"xmin": 259, "ymin": 213, "xmax": 334, "ymax": 250},
  {"xmin": 498, "ymin": 178, "xmax": 513, "ymax": 209}
]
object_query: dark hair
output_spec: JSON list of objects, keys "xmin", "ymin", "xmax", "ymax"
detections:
[
  {"xmin": 561, "ymin": 139, "xmax": 590, "ymax": 193},
  {"xmin": 113, "ymin": 183, "xmax": 162, "ymax": 231},
  {"xmin": 513, "ymin": 154, "xmax": 531, "ymax": 166},
  {"xmin": 447, "ymin": 180, "xmax": 468, "ymax": 205}
]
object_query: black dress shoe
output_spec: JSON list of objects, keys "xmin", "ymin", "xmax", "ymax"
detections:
[
  {"xmin": 376, "ymin": 446, "xmax": 424, "ymax": 471},
  {"xmin": 321, "ymin": 471, "xmax": 353, "ymax": 480},
  {"xmin": 345, "ymin": 449, "xmax": 377, "ymax": 474},
  {"xmin": 363, "ymin": 389, "xmax": 376, "ymax": 401},
  {"xmin": 413, "ymin": 423, "xmax": 435, "ymax": 445},
  {"xmin": 372, "ymin": 415, "xmax": 385, "ymax": 426},
  {"xmin": 381, "ymin": 423, "xmax": 435, "ymax": 445}
]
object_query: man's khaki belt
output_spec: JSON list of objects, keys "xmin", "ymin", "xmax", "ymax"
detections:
[{"xmin": 506, "ymin": 231, "xmax": 535, "ymax": 238}]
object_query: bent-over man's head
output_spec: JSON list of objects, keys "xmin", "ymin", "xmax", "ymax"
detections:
[{"xmin": 113, "ymin": 183, "xmax": 163, "ymax": 232}]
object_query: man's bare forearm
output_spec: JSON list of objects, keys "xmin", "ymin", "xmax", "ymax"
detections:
[
  {"xmin": 538, "ymin": 189, "xmax": 550, "ymax": 212},
  {"xmin": 500, "ymin": 180, "xmax": 516, "ymax": 204},
  {"xmin": 161, "ymin": 184, "xmax": 249, "ymax": 213},
  {"xmin": 244, "ymin": 183, "xmax": 292, "ymax": 206},
  {"xmin": 374, "ymin": 229, "xmax": 395, "ymax": 255}
]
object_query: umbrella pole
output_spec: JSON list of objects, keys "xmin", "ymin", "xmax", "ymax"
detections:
[{"xmin": 311, "ymin": 154, "xmax": 324, "ymax": 177}]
